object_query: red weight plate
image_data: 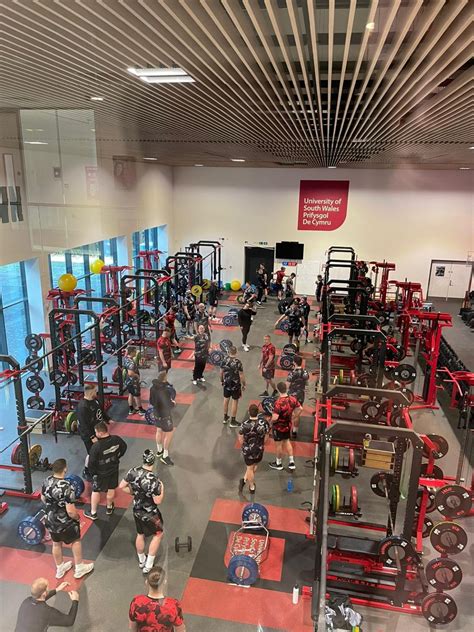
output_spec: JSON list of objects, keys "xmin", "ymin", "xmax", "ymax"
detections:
[
  {"xmin": 11, "ymin": 443, "xmax": 23, "ymax": 465},
  {"xmin": 348, "ymin": 448, "xmax": 355, "ymax": 473},
  {"xmin": 350, "ymin": 486, "xmax": 358, "ymax": 514}
]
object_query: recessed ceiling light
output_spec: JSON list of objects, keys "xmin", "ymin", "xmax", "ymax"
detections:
[
  {"xmin": 25, "ymin": 128, "xmax": 44, "ymax": 132},
  {"xmin": 143, "ymin": 157, "xmax": 158, "ymax": 161},
  {"xmin": 194, "ymin": 164, "xmax": 204, "ymax": 167},
  {"xmin": 90, "ymin": 128, "xmax": 95, "ymax": 132},
  {"xmin": 90, "ymin": 96, "xmax": 104, "ymax": 101},
  {"xmin": 328, "ymin": 166, "xmax": 337, "ymax": 169},
  {"xmin": 469, "ymin": 146, "xmax": 474, "ymax": 150},
  {"xmin": 366, "ymin": 22, "xmax": 375, "ymax": 31},
  {"xmin": 128, "ymin": 67, "xmax": 187, "ymax": 77},
  {"xmin": 142, "ymin": 76, "xmax": 195, "ymax": 84},
  {"xmin": 459, "ymin": 167, "xmax": 470, "ymax": 170},
  {"xmin": 24, "ymin": 141, "xmax": 48, "ymax": 145},
  {"xmin": 231, "ymin": 158, "xmax": 246, "ymax": 163}
]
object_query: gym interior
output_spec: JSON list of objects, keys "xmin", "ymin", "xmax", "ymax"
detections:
[{"xmin": 0, "ymin": 2, "xmax": 473, "ymax": 631}]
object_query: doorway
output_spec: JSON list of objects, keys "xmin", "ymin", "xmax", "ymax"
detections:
[
  {"xmin": 244, "ymin": 246, "xmax": 275, "ymax": 286},
  {"xmin": 427, "ymin": 260, "xmax": 473, "ymax": 300}
]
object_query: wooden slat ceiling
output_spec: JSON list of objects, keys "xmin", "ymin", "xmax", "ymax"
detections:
[{"xmin": 0, "ymin": 0, "xmax": 473, "ymax": 169}]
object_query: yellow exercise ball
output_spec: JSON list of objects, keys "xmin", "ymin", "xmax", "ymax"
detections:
[
  {"xmin": 90, "ymin": 258, "xmax": 105, "ymax": 274},
  {"xmin": 58, "ymin": 273, "xmax": 78, "ymax": 292},
  {"xmin": 230, "ymin": 279, "xmax": 242, "ymax": 292}
]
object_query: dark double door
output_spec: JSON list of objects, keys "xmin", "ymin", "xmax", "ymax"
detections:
[{"xmin": 244, "ymin": 246, "xmax": 275, "ymax": 285}]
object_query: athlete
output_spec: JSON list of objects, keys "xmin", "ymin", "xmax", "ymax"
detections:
[
  {"xmin": 194, "ymin": 302, "xmax": 212, "ymax": 335},
  {"xmin": 287, "ymin": 355, "xmax": 309, "ymax": 437},
  {"xmin": 259, "ymin": 334, "xmax": 277, "ymax": 397},
  {"xmin": 285, "ymin": 273, "xmax": 296, "ymax": 298},
  {"xmin": 156, "ymin": 328, "xmax": 178, "ymax": 376},
  {"xmin": 120, "ymin": 450, "xmax": 165, "ymax": 575},
  {"xmin": 207, "ymin": 280, "xmax": 219, "ymax": 320},
  {"xmin": 256, "ymin": 263, "xmax": 267, "ymax": 305},
  {"xmin": 237, "ymin": 302, "xmax": 256, "ymax": 352},
  {"xmin": 192, "ymin": 323, "xmax": 210, "ymax": 385},
  {"xmin": 273, "ymin": 266, "xmax": 287, "ymax": 300},
  {"xmin": 123, "ymin": 346, "xmax": 146, "ymax": 416},
  {"xmin": 221, "ymin": 346, "xmax": 245, "ymax": 427},
  {"xmin": 238, "ymin": 403, "xmax": 270, "ymax": 494},
  {"xmin": 275, "ymin": 300, "xmax": 304, "ymax": 351},
  {"xmin": 316, "ymin": 274, "xmax": 323, "ymax": 302},
  {"xmin": 14, "ymin": 578, "xmax": 79, "ymax": 631},
  {"xmin": 183, "ymin": 290, "xmax": 197, "ymax": 338},
  {"xmin": 149, "ymin": 372, "xmax": 176, "ymax": 466},
  {"xmin": 41, "ymin": 459, "xmax": 94, "ymax": 580},
  {"xmin": 268, "ymin": 382, "xmax": 301, "ymax": 471},
  {"xmin": 76, "ymin": 384, "xmax": 110, "ymax": 480},
  {"xmin": 129, "ymin": 567, "xmax": 185, "ymax": 631},
  {"xmin": 300, "ymin": 296, "xmax": 311, "ymax": 343}
]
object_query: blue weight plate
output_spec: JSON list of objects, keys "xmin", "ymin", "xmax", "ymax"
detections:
[
  {"xmin": 209, "ymin": 350, "xmax": 225, "ymax": 366},
  {"xmin": 242, "ymin": 502, "xmax": 269, "ymax": 527},
  {"xmin": 65, "ymin": 474, "xmax": 85, "ymax": 498},
  {"xmin": 18, "ymin": 515, "xmax": 45, "ymax": 545},
  {"xmin": 228, "ymin": 554, "xmax": 259, "ymax": 586}
]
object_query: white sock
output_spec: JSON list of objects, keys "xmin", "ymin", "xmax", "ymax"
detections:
[
  {"xmin": 145, "ymin": 554, "xmax": 155, "ymax": 569},
  {"xmin": 276, "ymin": 458, "xmax": 282, "ymax": 465},
  {"xmin": 157, "ymin": 443, "xmax": 163, "ymax": 452},
  {"xmin": 289, "ymin": 456, "xmax": 295, "ymax": 463},
  {"xmin": 163, "ymin": 449, "xmax": 169, "ymax": 458},
  {"xmin": 138, "ymin": 553, "xmax": 146, "ymax": 564}
]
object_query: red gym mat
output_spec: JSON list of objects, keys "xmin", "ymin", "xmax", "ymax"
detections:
[{"xmin": 209, "ymin": 499, "xmax": 308, "ymax": 535}]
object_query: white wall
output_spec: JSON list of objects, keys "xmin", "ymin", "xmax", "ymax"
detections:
[{"xmin": 172, "ymin": 167, "xmax": 474, "ymax": 290}]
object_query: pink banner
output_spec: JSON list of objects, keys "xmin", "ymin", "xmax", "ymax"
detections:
[{"xmin": 298, "ymin": 180, "xmax": 349, "ymax": 231}]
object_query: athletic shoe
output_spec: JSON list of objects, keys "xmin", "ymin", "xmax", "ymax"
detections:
[
  {"xmin": 143, "ymin": 566, "xmax": 151, "ymax": 575},
  {"xmin": 160, "ymin": 455, "xmax": 174, "ymax": 466},
  {"xmin": 243, "ymin": 345, "xmax": 250, "ymax": 352},
  {"xmin": 198, "ymin": 377, "xmax": 206, "ymax": 383},
  {"xmin": 222, "ymin": 416, "xmax": 229, "ymax": 424},
  {"xmin": 256, "ymin": 301, "xmax": 262, "ymax": 306},
  {"xmin": 83, "ymin": 509, "xmax": 98, "ymax": 521},
  {"xmin": 192, "ymin": 380, "xmax": 198, "ymax": 385},
  {"xmin": 156, "ymin": 448, "xmax": 163, "ymax": 457},
  {"xmin": 259, "ymin": 391, "xmax": 269, "ymax": 397},
  {"xmin": 268, "ymin": 461, "xmax": 283, "ymax": 471},
  {"xmin": 74, "ymin": 562, "xmax": 94, "ymax": 579},
  {"xmin": 138, "ymin": 560, "xmax": 146, "ymax": 569},
  {"xmin": 238, "ymin": 478, "xmax": 245, "ymax": 493},
  {"xmin": 272, "ymin": 390, "xmax": 278, "ymax": 397},
  {"xmin": 229, "ymin": 419, "xmax": 240, "ymax": 428},
  {"xmin": 128, "ymin": 407, "xmax": 134, "ymax": 415},
  {"xmin": 291, "ymin": 431, "xmax": 297, "ymax": 439},
  {"xmin": 249, "ymin": 485, "xmax": 256, "ymax": 494},
  {"xmin": 288, "ymin": 461, "xmax": 296, "ymax": 471},
  {"xmin": 137, "ymin": 408, "xmax": 146, "ymax": 416},
  {"xmin": 106, "ymin": 503, "xmax": 115, "ymax": 516},
  {"xmin": 55, "ymin": 561, "xmax": 73, "ymax": 579}
]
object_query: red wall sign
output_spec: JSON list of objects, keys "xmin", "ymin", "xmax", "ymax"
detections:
[{"xmin": 297, "ymin": 180, "xmax": 350, "ymax": 231}]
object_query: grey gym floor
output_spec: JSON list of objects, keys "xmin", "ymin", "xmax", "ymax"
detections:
[{"xmin": 0, "ymin": 297, "xmax": 472, "ymax": 631}]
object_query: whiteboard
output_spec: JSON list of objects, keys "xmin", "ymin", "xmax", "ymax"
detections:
[{"xmin": 294, "ymin": 260, "xmax": 322, "ymax": 295}]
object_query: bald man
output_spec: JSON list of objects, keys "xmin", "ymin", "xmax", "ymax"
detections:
[{"xmin": 15, "ymin": 578, "xmax": 79, "ymax": 631}]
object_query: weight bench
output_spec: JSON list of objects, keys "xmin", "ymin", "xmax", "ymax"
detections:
[{"xmin": 328, "ymin": 534, "xmax": 379, "ymax": 556}]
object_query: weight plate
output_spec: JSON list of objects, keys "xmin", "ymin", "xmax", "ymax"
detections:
[
  {"xmin": 121, "ymin": 322, "xmax": 135, "ymax": 335},
  {"xmin": 415, "ymin": 488, "xmax": 436, "ymax": 514},
  {"xmin": 136, "ymin": 309, "xmax": 151, "ymax": 324},
  {"xmin": 392, "ymin": 363, "xmax": 417, "ymax": 384},
  {"xmin": 279, "ymin": 355, "xmax": 294, "ymax": 371},
  {"xmin": 68, "ymin": 371, "xmax": 78, "ymax": 385},
  {"xmin": 282, "ymin": 343, "xmax": 298, "ymax": 355},
  {"xmin": 279, "ymin": 320, "xmax": 290, "ymax": 332},
  {"xmin": 222, "ymin": 315, "xmax": 236, "ymax": 327},
  {"xmin": 209, "ymin": 350, "xmax": 225, "ymax": 366},
  {"xmin": 29, "ymin": 444, "xmax": 42, "ymax": 467},
  {"xmin": 25, "ymin": 333, "xmax": 43, "ymax": 352},
  {"xmin": 26, "ymin": 375, "xmax": 45, "ymax": 394},
  {"xmin": 261, "ymin": 397, "xmax": 276, "ymax": 416},
  {"xmin": 191, "ymin": 285, "xmax": 203, "ymax": 297},
  {"xmin": 421, "ymin": 593, "xmax": 457, "ymax": 625},
  {"xmin": 102, "ymin": 341, "xmax": 116, "ymax": 354},
  {"xmin": 228, "ymin": 554, "xmax": 259, "ymax": 586},
  {"xmin": 338, "ymin": 369, "xmax": 344, "ymax": 384},
  {"xmin": 65, "ymin": 474, "xmax": 85, "ymax": 498},
  {"xmin": 241, "ymin": 502, "xmax": 269, "ymax": 527},
  {"xmin": 79, "ymin": 349, "xmax": 96, "ymax": 365},
  {"xmin": 331, "ymin": 484, "xmax": 341, "ymax": 513},
  {"xmin": 219, "ymin": 339, "xmax": 233, "ymax": 353},
  {"xmin": 11, "ymin": 443, "xmax": 23, "ymax": 465},
  {"xmin": 423, "ymin": 434, "xmax": 449, "ymax": 460},
  {"xmin": 350, "ymin": 486, "xmax": 358, "ymax": 514},
  {"xmin": 18, "ymin": 515, "xmax": 46, "ymax": 545},
  {"xmin": 348, "ymin": 448, "xmax": 355, "ymax": 473},
  {"xmin": 145, "ymin": 408, "xmax": 157, "ymax": 425},
  {"xmin": 361, "ymin": 400, "xmax": 381, "ymax": 421},
  {"xmin": 330, "ymin": 446, "xmax": 339, "ymax": 474},
  {"xmin": 356, "ymin": 373, "xmax": 375, "ymax": 388},
  {"xmin": 50, "ymin": 369, "xmax": 68, "ymax": 387},
  {"xmin": 420, "ymin": 463, "xmax": 444, "ymax": 480},
  {"xmin": 434, "ymin": 485, "xmax": 472, "ymax": 519},
  {"xmin": 202, "ymin": 278, "xmax": 211, "ymax": 290},
  {"xmin": 426, "ymin": 558, "xmax": 463, "ymax": 591},
  {"xmin": 370, "ymin": 471, "xmax": 393, "ymax": 497},
  {"xmin": 412, "ymin": 515, "xmax": 434, "ymax": 539},
  {"xmin": 64, "ymin": 411, "xmax": 78, "ymax": 433},
  {"xmin": 350, "ymin": 338, "xmax": 365, "ymax": 353},
  {"xmin": 101, "ymin": 324, "xmax": 114, "ymax": 339},
  {"xmin": 228, "ymin": 308, "xmax": 239, "ymax": 315},
  {"xmin": 25, "ymin": 355, "xmax": 43, "ymax": 374},
  {"xmin": 27, "ymin": 395, "xmax": 45, "ymax": 410},
  {"xmin": 383, "ymin": 365, "xmax": 395, "ymax": 380},
  {"xmin": 430, "ymin": 521, "xmax": 468, "ymax": 555},
  {"xmin": 378, "ymin": 535, "xmax": 416, "ymax": 566}
]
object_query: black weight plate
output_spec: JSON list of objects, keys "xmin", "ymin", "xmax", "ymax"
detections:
[
  {"xmin": 121, "ymin": 322, "xmax": 135, "ymax": 335},
  {"xmin": 282, "ymin": 343, "xmax": 298, "ymax": 355},
  {"xmin": 102, "ymin": 324, "xmax": 114, "ymax": 339},
  {"xmin": 383, "ymin": 365, "xmax": 395, "ymax": 380},
  {"xmin": 25, "ymin": 375, "xmax": 45, "ymax": 393},
  {"xmin": 370, "ymin": 471, "xmax": 393, "ymax": 497},
  {"xmin": 25, "ymin": 355, "xmax": 43, "ymax": 374},
  {"xmin": 361, "ymin": 400, "xmax": 381, "ymax": 421},
  {"xmin": 426, "ymin": 558, "xmax": 463, "ymax": 591},
  {"xmin": 279, "ymin": 355, "xmax": 294, "ymax": 370},
  {"xmin": 430, "ymin": 521, "xmax": 467, "ymax": 556},
  {"xmin": 434, "ymin": 485, "xmax": 472, "ymax": 519},
  {"xmin": 378, "ymin": 536, "xmax": 415, "ymax": 566},
  {"xmin": 102, "ymin": 341, "xmax": 116, "ymax": 354},
  {"xmin": 209, "ymin": 350, "xmax": 224, "ymax": 366},
  {"xmin": 392, "ymin": 363, "xmax": 416, "ymax": 384},
  {"xmin": 421, "ymin": 593, "xmax": 457, "ymax": 625},
  {"xmin": 415, "ymin": 488, "xmax": 437, "ymax": 514},
  {"xmin": 356, "ymin": 373, "xmax": 375, "ymax": 387},
  {"xmin": 261, "ymin": 397, "xmax": 276, "ymax": 415},
  {"xmin": 420, "ymin": 463, "xmax": 444, "ymax": 480},
  {"xmin": 423, "ymin": 434, "xmax": 449, "ymax": 460},
  {"xmin": 80, "ymin": 349, "xmax": 96, "ymax": 365},
  {"xmin": 412, "ymin": 515, "xmax": 434, "ymax": 539},
  {"xmin": 67, "ymin": 372, "xmax": 78, "ymax": 385},
  {"xmin": 50, "ymin": 369, "xmax": 68, "ymax": 387},
  {"xmin": 350, "ymin": 338, "xmax": 365, "ymax": 353},
  {"xmin": 25, "ymin": 333, "xmax": 43, "ymax": 352},
  {"xmin": 26, "ymin": 395, "xmax": 45, "ymax": 410}
]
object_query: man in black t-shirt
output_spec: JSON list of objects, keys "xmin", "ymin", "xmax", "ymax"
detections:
[
  {"xmin": 15, "ymin": 578, "xmax": 79, "ymax": 632},
  {"xmin": 238, "ymin": 403, "xmax": 270, "ymax": 494},
  {"xmin": 183, "ymin": 291, "xmax": 197, "ymax": 338},
  {"xmin": 207, "ymin": 280, "xmax": 219, "ymax": 320},
  {"xmin": 275, "ymin": 301, "xmax": 304, "ymax": 351},
  {"xmin": 256, "ymin": 264, "xmax": 267, "ymax": 305},
  {"xmin": 124, "ymin": 346, "xmax": 146, "ymax": 416},
  {"xmin": 194, "ymin": 302, "xmax": 212, "ymax": 335},
  {"xmin": 193, "ymin": 324, "xmax": 210, "ymax": 385},
  {"xmin": 237, "ymin": 302, "xmax": 257, "ymax": 352},
  {"xmin": 316, "ymin": 274, "xmax": 323, "ymax": 302},
  {"xmin": 287, "ymin": 355, "xmax": 309, "ymax": 437},
  {"xmin": 84, "ymin": 422, "xmax": 127, "ymax": 520},
  {"xmin": 76, "ymin": 384, "xmax": 110, "ymax": 454},
  {"xmin": 120, "ymin": 449, "xmax": 165, "ymax": 575},
  {"xmin": 300, "ymin": 296, "xmax": 311, "ymax": 343},
  {"xmin": 221, "ymin": 346, "xmax": 245, "ymax": 427},
  {"xmin": 149, "ymin": 373, "xmax": 176, "ymax": 466},
  {"xmin": 41, "ymin": 459, "xmax": 94, "ymax": 580}
]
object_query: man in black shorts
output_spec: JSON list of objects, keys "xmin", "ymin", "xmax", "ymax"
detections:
[
  {"xmin": 149, "ymin": 372, "xmax": 176, "ymax": 466},
  {"xmin": 41, "ymin": 459, "xmax": 94, "ymax": 579},
  {"xmin": 300, "ymin": 296, "xmax": 311, "ymax": 343},
  {"xmin": 268, "ymin": 382, "xmax": 301, "ymax": 471},
  {"xmin": 285, "ymin": 273, "xmax": 296, "ymax": 298},
  {"xmin": 256, "ymin": 263, "xmax": 267, "ymax": 305},
  {"xmin": 119, "ymin": 449, "xmax": 165, "ymax": 575},
  {"xmin": 238, "ymin": 403, "xmax": 270, "ymax": 494},
  {"xmin": 14, "ymin": 578, "xmax": 79, "ymax": 631},
  {"xmin": 183, "ymin": 290, "xmax": 197, "ymax": 338},
  {"xmin": 275, "ymin": 300, "xmax": 304, "ymax": 351},
  {"xmin": 192, "ymin": 323, "xmax": 210, "ymax": 385},
  {"xmin": 124, "ymin": 346, "xmax": 146, "ymax": 416},
  {"xmin": 207, "ymin": 280, "xmax": 219, "ymax": 321},
  {"xmin": 287, "ymin": 355, "xmax": 309, "ymax": 438},
  {"xmin": 221, "ymin": 346, "xmax": 245, "ymax": 427},
  {"xmin": 76, "ymin": 383, "xmax": 110, "ymax": 480},
  {"xmin": 84, "ymin": 422, "xmax": 127, "ymax": 520}
]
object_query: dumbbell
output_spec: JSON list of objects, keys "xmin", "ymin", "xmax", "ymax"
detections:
[
  {"xmin": 18, "ymin": 509, "xmax": 48, "ymax": 545},
  {"xmin": 175, "ymin": 535, "xmax": 192, "ymax": 552}
]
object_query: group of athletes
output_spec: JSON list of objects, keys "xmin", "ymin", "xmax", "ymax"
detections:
[{"xmin": 14, "ymin": 265, "xmax": 319, "ymax": 631}]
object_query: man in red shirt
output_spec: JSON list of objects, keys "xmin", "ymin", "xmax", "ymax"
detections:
[
  {"xmin": 268, "ymin": 382, "xmax": 301, "ymax": 471},
  {"xmin": 259, "ymin": 334, "xmax": 277, "ymax": 397},
  {"xmin": 164, "ymin": 307, "xmax": 178, "ymax": 344},
  {"xmin": 129, "ymin": 566, "xmax": 186, "ymax": 631},
  {"xmin": 273, "ymin": 266, "xmax": 287, "ymax": 299},
  {"xmin": 156, "ymin": 329, "xmax": 178, "ymax": 377}
]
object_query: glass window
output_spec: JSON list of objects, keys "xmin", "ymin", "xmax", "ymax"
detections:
[
  {"xmin": 0, "ymin": 260, "xmax": 31, "ymax": 364},
  {"xmin": 49, "ymin": 252, "xmax": 67, "ymax": 287}
]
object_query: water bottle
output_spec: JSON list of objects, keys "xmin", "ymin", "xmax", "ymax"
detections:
[
  {"xmin": 292, "ymin": 583, "xmax": 300, "ymax": 604},
  {"xmin": 287, "ymin": 478, "xmax": 294, "ymax": 493}
]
